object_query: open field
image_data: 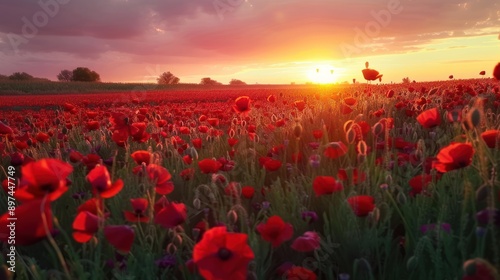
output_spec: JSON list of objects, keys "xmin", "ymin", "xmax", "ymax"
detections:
[
  {"xmin": 0, "ymin": 79, "xmax": 500, "ymax": 279},
  {"xmin": 0, "ymin": 80, "xmax": 326, "ymax": 96}
]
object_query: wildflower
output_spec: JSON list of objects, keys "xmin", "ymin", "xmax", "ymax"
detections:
[
  {"xmin": 256, "ymin": 215, "xmax": 293, "ymax": 247},
  {"xmin": 193, "ymin": 226, "xmax": 254, "ymax": 280}
]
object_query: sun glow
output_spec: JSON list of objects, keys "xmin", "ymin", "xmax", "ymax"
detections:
[{"xmin": 307, "ymin": 65, "xmax": 338, "ymax": 84}]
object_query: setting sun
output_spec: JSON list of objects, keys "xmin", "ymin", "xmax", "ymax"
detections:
[{"xmin": 307, "ymin": 65, "xmax": 338, "ymax": 84}]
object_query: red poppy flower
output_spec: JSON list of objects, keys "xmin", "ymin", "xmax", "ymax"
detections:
[
  {"xmin": 192, "ymin": 138, "xmax": 202, "ymax": 149},
  {"xmin": 180, "ymin": 168, "xmax": 195, "ymax": 180},
  {"xmin": 0, "ymin": 199, "xmax": 53, "ymax": 246},
  {"xmin": 77, "ymin": 198, "xmax": 106, "ymax": 216},
  {"xmin": 146, "ymin": 164, "xmax": 174, "ymax": 195},
  {"xmin": 481, "ymin": 130, "xmax": 500, "ymax": 148},
  {"xmin": 256, "ymin": 215, "xmax": 294, "ymax": 247},
  {"xmin": 341, "ymin": 104, "xmax": 353, "ymax": 115},
  {"xmin": 479, "ymin": 70, "xmax": 486, "ymax": 76},
  {"xmin": 69, "ymin": 151, "xmax": 84, "ymax": 163},
  {"xmin": 82, "ymin": 153, "xmax": 101, "ymax": 171},
  {"xmin": 224, "ymin": 182, "xmax": 240, "ymax": 198},
  {"xmin": 433, "ymin": 143, "xmax": 474, "ymax": 173},
  {"xmin": 409, "ymin": 174, "xmax": 433, "ymax": 196},
  {"xmin": 347, "ymin": 195, "xmax": 375, "ymax": 217},
  {"xmin": 183, "ymin": 155, "xmax": 193, "ymax": 165},
  {"xmin": 0, "ymin": 121, "xmax": 13, "ymax": 135},
  {"xmin": 198, "ymin": 125, "xmax": 209, "ymax": 133},
  {"xmin": 275, "ymin": 119, "xmax": 286, "ymax": 127},
  {"xmin": 233, "ymin": 96, "xmax": 251, "ymax": 115},
  {"xmin": 154, "ymin": 201, "xmax": 187, "ymax": 229},
  {"xmin": 86, "ymin": 121, "xmax": 100, "ymax": 131},
  {"xmin": 198, "ymin": 158, "xmax": 223, "ymax": 174},
  {"xmin": 417, "ymin": 108, "xmax": 441, "ymax": 129},
  {"xmin": 104, "ymin": 225, "xmax": 135, "ymax": 253},
  {"xmin": 312, "ymin": 176, "xmax": 343, "ymax": 197},
  {"xmin": 15, "ymin": 158, "xmax": 73, "ymax": 202},
  {"xmin": 35, "ymin": 132, "xmax": 50, "ymax": 143},
  {"xmin": 72, "ymin": 210, "xmax": 103, "ymax": 243},
  {"xmin": 179, "ymin": 126, "xmax": 190, "ymax": 134},
  {"xmin": 362, "ymin": 68, "xmax": 383, "ymax": 81},
  {"xmin": 207, "ymin": 118, "xmax": 220, "ymax": 127},
  {"xmin": 124, "ymin": 198, "xmax": 149, "ymax": 223},
  {"xmin": 267, "ymin": 95, "xmax": 276, "ymax": 102},
  {"xmin": 131, "ymin": 150, "xmax": 151, "ymax": 165},
  {"xmin": 462, "ymin": 258, "xmax": 499, "ymax": 280},
  {"xmin": 241, "ymin": 186, "xmax": 255, "ymax": 199},
  {"xmin": 344, "ymin": 97, "xmax": 357, "ymax": 106},
  {"xmin": 130, "ymin": 122, "xmax": 150, "ymax": 143},
  {"xmin": 291, "ymin": 231, "xmax": 321, "ymax": 252},
  {"xmin": 86, "ymin": 165, "xmax": 124, "ymax": 198},
  {"xmin": 312, "ymin": 129, "xmax": 323, "ymax": 140},
  {"xmin": 228, "ymin": 138, "xmax": 238, "ymax": 147},
  {"xmin": 193, "ymin": 226, "xmax": 254, "ymax": 280},
  {"xmin": 293, "ymin": 100, "xmax": 306, "ymax": 111},
  {"xmin": 493, "ymin": 63, "xmax": 500, "ymax": 80},
  {"xmin": 386, "ymin": 89, "xmax": 395, "ymax": 98},
  {"xmin": 285, "ymin": 266, "xmax": 317, "ymax": 280},
  {"xmin": 323, "ymin": 142, "xmax": 347, "ymax": 159},
  {"xmin": 263, "ymin": 158, "xmax": 282, "ymax": 172},
  {"xmin": 337, "ymin": 168, "xmax": 367, "ymax": 184}
]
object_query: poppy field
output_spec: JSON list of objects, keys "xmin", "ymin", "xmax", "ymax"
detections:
[{"xmin": 1, "ymin": 78, "xmax": 500, "ymax": 280}]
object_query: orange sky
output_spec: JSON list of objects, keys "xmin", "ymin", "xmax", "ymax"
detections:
[{"xmin": 0, "ymin": 0, "xmax": 498, "ymax": 84}]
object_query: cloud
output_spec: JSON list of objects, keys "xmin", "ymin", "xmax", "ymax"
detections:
[{"xmin": 0, "ymin": 0, "xmax": 498, "ymax": 81}]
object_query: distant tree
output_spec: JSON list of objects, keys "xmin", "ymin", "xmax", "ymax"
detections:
[
  {"xmin": 72, "ymin": 67, "xmax": 100, "ymax": 82},
  {"xmin": 229, "ymin": 79, "xmax": 246, "ymax": 86},
  {"xmin": 0, "ymin": 74, "xmax": 8, "ymax": 81},
  {"xmin": 157, "ymin": 71, "xmax": 180, "ymax": 85},
  {"xmin": 402, "ymin": 77, "xmax": 411, "ymax": 84},
  {"xmin": 9, "ymin": 72, "xmax": 34, "ymax": 81},
  {"xmin": 200, "ymin": 77, "xmax": 222, "ymax": 86},
  {"xmin": 57, "ymin": 70, "xmax": 73, "ymax": 82}
]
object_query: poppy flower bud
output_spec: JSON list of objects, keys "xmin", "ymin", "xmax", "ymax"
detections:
[
  {"xmin": 397, "ymin": 192, "xmax": 407, "ymax": 204},
  {"xmin": 475, "ymin": 184, "xmax": 489, "ymax": 202},
  {"xmin": 467, "ymin": 107, "xmax": 482, "ymax": 128},
  {"xmin": 344, "ymin": 120, "xmax": 354, "ymax": 133},
  {"xmin": 166, "ymin": 243, "xmax": 177, "ymax": 255},
  {"xmin": 293, "ymin": 124, "xmax": 302, "ymax": 138},
  {"xmin": 385, "ymin": 174, "xmax": 393, "ymax": 185},
  {"xmin": 346, "ymin": 128, "xmax": 357, "ymax": 144},
  {"xmin": 406, "ymin": 256, "xmax": 418, "ymax": 271},
  {"xmin": 372, "ymin": 122, "xmax": 384, "ymax": 137},
  {"xmin": 193, "ymin": 198, "xmax": 201, "ymax": 209},
  {"xmin": 368, "ymin": 207, "xmax": 380, "ymax": 226},
  {"xmin": 227, "ymin": 210, "xmax": 238, "ymax": 224},
  {"xmin": 357, "ymin": 140, "xmax": 367, "ymax": 156},
  {"xmin": 173, "ymin": 234, "xmax": 183, "ymax": 246}
]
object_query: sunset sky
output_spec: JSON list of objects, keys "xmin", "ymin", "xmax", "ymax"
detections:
[{"xmin": 0, "ymin": 0, "xmax": 499, "ymax": 84}]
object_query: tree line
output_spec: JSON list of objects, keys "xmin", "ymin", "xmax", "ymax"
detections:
[{"xmin": 0, "ymin": 68, "xmax": 247, "ymax": 85}]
